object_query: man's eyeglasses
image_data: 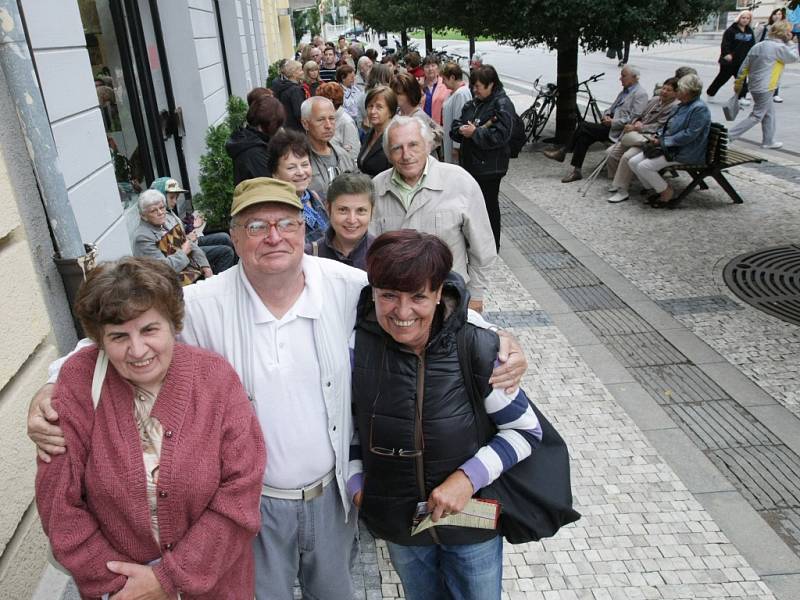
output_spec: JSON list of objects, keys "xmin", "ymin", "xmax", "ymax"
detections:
[
  {"xmin": 369, "ymin": 415, "xmax": 423, "ymax": 458},
  {"xmin": 146, "ymin": 205, "xmax": 166, "ymax": 215},
  {"xmin": 237, "ymin": 218, "xmax": 304, "ymax": 238}
]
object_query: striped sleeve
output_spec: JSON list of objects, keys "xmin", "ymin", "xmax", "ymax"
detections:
[
  {"xmin": 459, "ymin": 388, "xmax": 542, "ymax": 492},
  {"xmin": 346, "ymin": 331, "xmax": 363, "ymax": 501}
]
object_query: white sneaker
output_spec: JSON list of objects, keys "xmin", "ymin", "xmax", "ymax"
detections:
[
  {"xmin": 607, "ymin": 191, "xmax": 630, "ymax": 204},
  {"xmin": 761, "ymin": 142, "xmax": 783, "ymax": 150},
  {"xmin": 607, "ymin": 185, "xmax": 619, "ymax": 193},
  {"xmin": 773, "ymin": 96, "xmax": 783, "ymax": 103},
  {"xmin": 738, "ymin": 98, "xmax": 751, "ymax": 107}
]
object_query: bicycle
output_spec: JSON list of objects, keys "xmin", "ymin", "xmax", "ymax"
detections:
[{"xmin": 520, "ymin": 72, "xmax": 604, "ymax": 143}]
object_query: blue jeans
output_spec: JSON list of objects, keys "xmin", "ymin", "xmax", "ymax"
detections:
[{"xmin": 386, "ymin": 535, "xmax": 503, "ymax": 600}]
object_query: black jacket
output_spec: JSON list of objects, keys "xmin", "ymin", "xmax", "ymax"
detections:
[
  {"xmin": 272, "ymin": 78, "xmax": 305, "ymax": 131},
  {"xmin": 225, "ymin": 126, "xmax": 271, "ymax": 186},
  {"xmin": 353, "ymin": 272, "xmax": 500, "ymax": 546},
  {"xmin": 719, "ymin": 22, "xmax": 755, "ymax": 66},
  {"xmin": 357, "ymin": 129, "xmax": 392, "ymax": 177},
  {"xmin": 450, "ymin": 86, "xmax": 514, "ymax": 178}
]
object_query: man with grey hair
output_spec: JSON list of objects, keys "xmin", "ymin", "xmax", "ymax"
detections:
[
  {"xmin": 273, "ymin": 59, "xmax": 305, "ymax": 131},
  {"xmin": 132, "ymin": 189, "xmax": 212, "ymax": 281},
  {"xmin": 355, "ymin": 55, "xmax": 372, "ymax": 90},
  {"xmin": 545, "ymin": 65, "xmax": 649, "ymax": 183},
  {"xmin": 301, "ymin": 96, "xmax": 357, "ymax": 197},
  {"xmin": 372, "ymin": 115, "xmax": 497, "ymax": 311}
]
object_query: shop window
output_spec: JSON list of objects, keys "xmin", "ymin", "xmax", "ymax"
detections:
[{"xmin": 79, "ymin": 0, "xmax": 154, "ymax": 208}]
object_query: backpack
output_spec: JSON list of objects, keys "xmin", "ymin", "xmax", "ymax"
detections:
[{"xmin": 508, "ymin": 108, "xmax": 526, "ymax": 159}]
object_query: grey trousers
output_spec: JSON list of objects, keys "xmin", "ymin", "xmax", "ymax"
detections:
[
  {"xmin": 254, "ymin": 483, "xmax": 357, "ymax": 600},
  {"xmin": 728, "ymin": 90, "xmax": 776, "ymax": 146}
]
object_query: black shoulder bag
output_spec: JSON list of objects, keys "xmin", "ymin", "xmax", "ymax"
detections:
[{"xmin": 456, "ymin": 327, "xmax": 581, "ymax": 544}]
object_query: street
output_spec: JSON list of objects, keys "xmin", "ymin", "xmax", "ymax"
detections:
[{"xmin": 416, "ymin": 37, "xmax": 800, "ymax": 157}]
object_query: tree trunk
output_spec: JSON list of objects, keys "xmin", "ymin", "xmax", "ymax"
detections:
[
  {"xmin": 425, "ymin": 27, "xmax": 433, "ymax": 54},
  {"xmin": 554, "ymin": 31, "xmax": 579, "ymax": 144},
  {"xmin": 400, "ymin": 29, "xmax": 409, "ymax": 52},
  {"xmin": 469, "ymin": 36, "xmax": 476, "ymax": 61}
]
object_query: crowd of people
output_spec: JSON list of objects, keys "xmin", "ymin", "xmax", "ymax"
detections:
[
  {"xmin": 27, "ymin": 31, "xmax": 547, "ymax": 600},
  {"xmin": 25, "ymin": 15, "xmax": 798, "ymax": 599}
]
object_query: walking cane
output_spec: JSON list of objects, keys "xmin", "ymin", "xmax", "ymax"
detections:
[{"xmin": 579, "ymin": 155, "xmax": 609, "ymax": 197}]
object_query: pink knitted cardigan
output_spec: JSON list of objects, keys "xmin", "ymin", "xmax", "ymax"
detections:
[{"xmin": 36, "ymin": 343, "xmax": 266, "ymax": 599}]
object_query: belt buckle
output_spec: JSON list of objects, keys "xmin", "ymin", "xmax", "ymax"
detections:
[{"xmin": 302, "ymin": 481, "xmax": 324, "ymax": 501}]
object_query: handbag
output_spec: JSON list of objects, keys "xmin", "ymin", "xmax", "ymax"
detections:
[
  {"xmin": 456, "ymin": 328, "xmax": 581, "ymax": 544},
  {"xmin": 641, "ymin": 141, "xmax": 664, "ymax": 159}
]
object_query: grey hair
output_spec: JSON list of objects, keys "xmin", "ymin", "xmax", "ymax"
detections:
[
  {"xmin": 622, "ymin": 65, "xmax": 640, "ymax": 79},
  {"xmin": 382, "ymin": 115, "xmax": 434, "ymax": 158},
  {"xmin": 138, "ymin": 189, "xmax": 165, "ymax": 215},
  {"xmin": 301, "ymin": 95, "xmax": 334, "ymax": 121},
  {"xmin": 327, "ymin": 173, "xmax": 375, "ymax": 206},
  {"xmin": 677, "ymin": 73, "xmax": 703, "ymax": 98},
  {"xmin": 357, "ymin": 55, "xmax": 372, "ymax": 69},
  {"xmin": 674, "ymin": 66, "xmax": 698, "ymax": 79}
]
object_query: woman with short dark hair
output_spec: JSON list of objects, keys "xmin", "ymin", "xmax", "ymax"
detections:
[
  {"xmin": 226, "ymin": 95, "xmax": 286, "ymax": 185},
  {"xmin": 36, "ymin": 257, "xmax": 265, "ymax": 600},
  {"xmin": 267, "ymin": 129, "xmax": 330, "ymax": 242},
  {"xmin": 336, "ymin": 64, "xmax": 365, "ymax": 134},
  {"xmin": 349, "ymin": 230, "xmax": 542, "ymax": 600},
  {"xmin": 451, "ymin": 65, "xmax": 515, "ymax": 251},
  {"xmin": 305, "ymin": 173, "xmax": 375, "ymax": 269}
]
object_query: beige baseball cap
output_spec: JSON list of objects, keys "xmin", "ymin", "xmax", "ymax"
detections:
[{"xmin": 230, "ymin": 177, "xmax": 302, "ymax": 216}]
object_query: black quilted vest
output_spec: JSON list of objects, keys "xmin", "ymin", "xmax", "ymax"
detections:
[{"xmin": 353, "ymin": 273, "xmax": 500, "ymax": 546}]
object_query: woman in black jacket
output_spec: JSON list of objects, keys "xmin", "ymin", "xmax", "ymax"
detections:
[
  {"xmin": 357, "ymin": 86, "xmax": 396, "ymax": 177},
  {"xmin": 225, "ymin": 96, "xmax": 285, "ymax": 185},
  {"xmin": 707, "ymin": 10, "xmax": 756, "ymax": 101},
  {"xmin": 450, "ymin": 65, "xmax": 515, "ymax": 251},
  {"xmin": 351, "ymin": 230, "xmax": 541, "ymax": 600}
]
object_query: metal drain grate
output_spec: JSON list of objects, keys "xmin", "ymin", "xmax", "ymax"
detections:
[{"xmin": 723, "ymin": 245, "xmax": 800, "ymax": 326}]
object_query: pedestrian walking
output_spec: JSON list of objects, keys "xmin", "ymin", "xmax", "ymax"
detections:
[
  {"xmin": 754, "ymin": 7, "xmax": 788, "ymax": 101},
  {"xmin": 727, "ymin": 21, "xmax": 799, "ymax": 150},
  {"xmin": 707, "ymin": 11, "xmax": 755, "ymax": 106}
]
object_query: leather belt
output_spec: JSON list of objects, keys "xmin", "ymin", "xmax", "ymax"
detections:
[{"xmin": 261, "ymin": 469, "xmax": 336, "ymax": 502}]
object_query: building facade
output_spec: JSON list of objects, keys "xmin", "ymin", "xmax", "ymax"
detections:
[{"xmin": 0, "ymin": 1, "xmax": 292, "ymax": 597}]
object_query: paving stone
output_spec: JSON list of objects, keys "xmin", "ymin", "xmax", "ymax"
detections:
[
  {"xmin": 602, "ymin": 332, "xmax": 687, "ymax": 368},
  {"xmin": 559, "ymin": 285, "xmax": 628, "ymax": 312},
  {"xmin": 656, "ymin": 295, "xmax": 745, "ymax": 316},
  {"xmin": 630, "ymin": 364, "xmax": 730, "ymax": 405},
  {"xmin": 663, "ymin": 400, "xmax": 780, "ymax": 450}
]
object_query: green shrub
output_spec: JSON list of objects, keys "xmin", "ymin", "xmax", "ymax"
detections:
[
  {"xmin": 267, "ymin": 59, "xmax": 283, "ymax": 88},
  {"xmin": 193, "ymin": 95, "xmax": 248, "ymax": 230}
]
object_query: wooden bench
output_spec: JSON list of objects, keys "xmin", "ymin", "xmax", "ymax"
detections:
[{"xmin": 662, "ymin": 122, "xmax": 764, "ymax": 204}]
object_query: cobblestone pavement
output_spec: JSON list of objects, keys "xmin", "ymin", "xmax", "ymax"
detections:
[
  {"xmin": 365, "ymin": 259, "xmax": 781, "ymax": 599},
  {"xmin": 503, "ymin": 139, "xmax": 800, "ymax": 420}
]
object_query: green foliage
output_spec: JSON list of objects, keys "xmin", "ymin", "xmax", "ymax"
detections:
[
  {"xmin": 193, "ymin": 95, "xmax": 247, "ymax": 230},
  {"xmin": 293, "ymin": 6, "xmax": 321, "ymax": 43},
  {"xmin": 267, "ymin": 60, "xmax": 283, "ymax": 89}
]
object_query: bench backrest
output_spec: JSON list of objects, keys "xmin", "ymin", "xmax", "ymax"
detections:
[{"xmin": 707, "ymin": 123, "xmax": 728, "ymax": 165}]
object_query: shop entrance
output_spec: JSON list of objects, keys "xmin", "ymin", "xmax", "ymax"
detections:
[{"xmin": 78, "ymin": 0, "xmax": 189, "ymax": 208}]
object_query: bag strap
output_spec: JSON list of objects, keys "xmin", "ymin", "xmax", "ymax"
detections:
[
  {"xmin": 91, "ymin": 349, "xmax": 108, "ymax": 410},
  {"xmin": 455, "ymin": 327, "xmax": 494, "ymax": 443}
]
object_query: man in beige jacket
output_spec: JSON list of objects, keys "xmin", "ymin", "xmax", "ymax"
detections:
[{"xmin": 371, "ymin": 115, "xmax": 496, "ymax": 312}]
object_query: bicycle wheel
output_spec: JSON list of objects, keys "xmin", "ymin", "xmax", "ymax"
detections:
[
  {"xmin": 521, "ymin": 104, "xmax": 539, "ymax": 142},
  {"xmin": 532, "ymin": 99, "xmax": 554, "ymax": 141}
]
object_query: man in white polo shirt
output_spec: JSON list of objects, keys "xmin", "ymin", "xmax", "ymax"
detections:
[{"xmin": 28, "ymin": 177, "xmax": 528, "ymax": 599}]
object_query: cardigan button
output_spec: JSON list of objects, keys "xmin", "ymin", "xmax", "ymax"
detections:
[
  {"xmin": 165, "ymin": 430, "xmax": 173, "ymax": 438},
  {"xmin": 164, "ymin": 543, "xmax": 173, "ymax": 551},
  {"xmin": 159, "ymin": 490, "xmax": 168, "ymax": 498}
]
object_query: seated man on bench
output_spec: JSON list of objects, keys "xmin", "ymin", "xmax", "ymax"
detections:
[{"xmin": 544, "ymin": 65, "xmax": 648, "ymax": 183}]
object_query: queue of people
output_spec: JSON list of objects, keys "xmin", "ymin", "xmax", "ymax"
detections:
[{"xmin": 27, "ymin": 35, "xmax": 564, "ymax": 600}]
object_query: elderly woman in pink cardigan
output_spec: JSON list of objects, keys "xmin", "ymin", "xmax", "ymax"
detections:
[{"xmin": 36, "ymin": 257, "xmax": 265, "ymax": 600}]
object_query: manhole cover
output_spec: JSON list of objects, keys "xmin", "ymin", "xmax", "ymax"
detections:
[{"xmin": 723, "ymin": 245, "xmax": 800, "ymax": 326}]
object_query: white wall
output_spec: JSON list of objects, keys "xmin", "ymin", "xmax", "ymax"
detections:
[{"xmin": 20, "ymin": 0, "xmax": 131, "ymax": 261}]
